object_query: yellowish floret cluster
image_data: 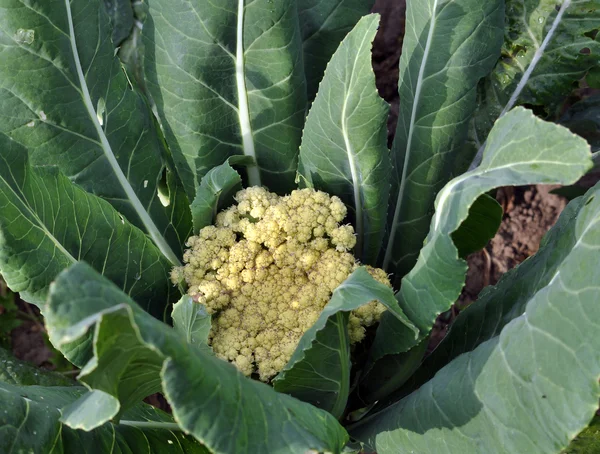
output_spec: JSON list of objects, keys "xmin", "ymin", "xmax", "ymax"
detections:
[{"xmin": 173, "ymin": 187, "xmax": 390, "ymax": 381}]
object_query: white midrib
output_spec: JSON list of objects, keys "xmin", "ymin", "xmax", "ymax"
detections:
[
  {"xmin": 236, "ymin": 0, "xmax": 261, "ymax": 187},
  {"xmin": 342, "ymin": 109, "xmax": 363, "ymax": 254},
  {"xmin": 383, "ymin": 0, "xmax": 439, "ymax": 271},
  {"xmin": 468, "ymin": 0, "xmax": 572, "ymax": 169},
  {"xmin": 64, "ymin": 0, "xmax": 180, "ymax": 266},
  {"xmin": 341, "ymin": 31, "xmax": 372, "ymax": 257}
]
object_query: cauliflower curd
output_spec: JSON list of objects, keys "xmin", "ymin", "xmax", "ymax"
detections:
[{"xmin": 173, "ymin": 187, "xmax": 391, "ymax": 381}]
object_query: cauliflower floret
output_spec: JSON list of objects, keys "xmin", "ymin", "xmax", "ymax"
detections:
[
  {"xmin": 173, "ymin": 188, "xmax": 391, "ymax": 381},
  {"xmin": 331, "ymin": 225, "xmax": 357, "ymax": 251}
]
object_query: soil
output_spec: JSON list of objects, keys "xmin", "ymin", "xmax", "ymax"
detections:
[
  {"xmin": 372, "ymin": 0, "xmax": 405, "ymax": 144},
  {"xmin": 10, "ymin": 301, "xmax": 53, "ymax": 368},
  {"xmin": 458, "ymin": 185, "xmax": 567, "ymax": 306}
]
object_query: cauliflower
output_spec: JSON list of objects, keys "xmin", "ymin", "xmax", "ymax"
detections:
[{"xmin": 173, "ymin": 187, "xmax": 391, "ymax": 381}]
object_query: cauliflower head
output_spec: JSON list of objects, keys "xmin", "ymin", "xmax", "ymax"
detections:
[{"xmin": 173, "ymin": 187, "xmax": 391, "ymax": 381}]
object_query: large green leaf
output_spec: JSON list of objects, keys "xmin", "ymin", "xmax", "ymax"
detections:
[
  {"xmin": 0, "ymin": 135, "xmax": 175, "ymax": 316},
  {"xmin": 298, "ymin": 14, "xmax": 390, "ymax": 265},
  {"xmin": 501, "ymin": 0, "xmax": 599, "ymax": 109},
  {"xmin": 0, "ymin": 383, "xmax": 206, "ymax": 453},
  {"xmin": 44, "ymin": 263, "xmax": 349, "ymax": 453},
  {"xmin": 143, "ymin": 0, "xmax": 307, "ymax": 196},
  {"xmin": 502, "ymin": 0, "xmax": 600, "ymax": 109},
  {"xmin": 273, "ymin": 267, "xmax": 417, "ymax": 418},
  {"xmin": 382, "ymin": 0, "xmax": 504, "ymax": 281},
  {"xmin": 351, "ymin": 182, "xmax": 600, "ymax": 454},
  {"xmin": 297, "ymin": 0, "xmax": 375, "ymax": 102},
  {"xmin": 469, "ymin": 0, "xmax": 600, "ymax": 166},
  {"xmin": 0, "ymin": 347, "xmax": 207, "ymax": 453},
  {"xmin": 0, "ymin": 0, "xmax": 190, "ymax": 266},
  {"xmin": 361, "ymin": 107, "xmax": 592, "ymax": 401},
  {"xmin": 403, "ymin": 193, "xmax": 585, "ymax": 397}
]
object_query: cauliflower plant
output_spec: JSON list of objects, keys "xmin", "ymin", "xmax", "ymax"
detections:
[{"xmin": 173, "ymin": 187, "xmax": 391, "ymax": 381}]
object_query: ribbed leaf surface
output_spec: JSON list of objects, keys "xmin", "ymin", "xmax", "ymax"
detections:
[
  {"xmin": 143, "ymin": 0, "xmax": 307, "ymax": 196},
  {"xmin": 0, "ymin": 0, "xmax": 190, "ymax": 265},
  {"xmin": 298, "ymin": 14, "xmax": 390, "ymax": 264}
]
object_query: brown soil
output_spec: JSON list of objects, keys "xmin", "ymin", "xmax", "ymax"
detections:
[
  {"xmin": 10, "ymin": 302, "xmax": 53, "ymax": 368},
  {"xmin": 459, "ymin": 185, "xmax": 567, "ymax": 307},
  {"xmin": 372, "ymin": 0, "xmax": 404, "ymax": 143}
]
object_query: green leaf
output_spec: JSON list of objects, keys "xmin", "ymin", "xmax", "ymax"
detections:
[
  {"xmin": 60, "ymin": 389, "xmax": 121, "ymax": 430},
  {"xmin": 171, "ymin": 295, "xmax": 212, "ymax": 354},
  {"xmin": 0, "ymin": 0, "xmax": 190, "ymax": 266},
  {"xmin": 588, "ymin": 66, "xmax": 600, "ymax": 89},
  {"xmin": 190, "ymin": 157, "xmax": 249, "ymax": 234},
  {"xmin": 297, "ymin": 0, "xmax": 375, "ymax": 102},
  {"xmin": 273, "ymin": 267, "xmax": 417, "ymax": 418},
  {"xmin": 44, "ymin": 263, "xmax": 349, "ymax": 453},
  {"xmin": 298, "ymin": 14, "xmax": 391, "ymax": 265},
  {"xmin": 0, "ymin": 382, "xmax": 207, "ymax": 453},
  {"xmin": 469, "ymin": 0, "xmax": 600, "ymax": 165},
  {"xmin": 363, "ymin": 107, "xmax": 592, "ymax": 400},
  {"xmin": 0, "ymin": 347, "xmax": 72, "ymax": 387},
  {"xmin": 103, "ymin": 0, "xmax": 134, "ymax": 46},
  {"xmin": 451, "ymin": 193, "xmax": 503, "ymax": 258},
  {"xmin": 381, "ymin": 189, "xmax": 584, "ymax": 409},
  {"xmin": 396, "ymin": 183, "xmax": 592, "ymax": 402},
  {"xmin": 382, "ymin": 0, "xmax": 505, "ymax": 281},
  {"xmin": 143, "ymin": 0, "xmax": 307, "ymax": 196},
  {"xmin": 118, "ymin": 1, "xmax": 148, "ymax": 94},
  {"xmin": 513, "ymin": 0, "xmax": 600, "ymax": 108},
  {"xmin": 357, "ymin": 333, "xmax": 428, "ymax": 405},
  {"xmin": 0, "ymin": 348, "xmax": 206, "ymax": 452},
  {"xmin": 351, "ymin": 182, "xmax": 600, "ymax": 454},
  {"xmin": 0, "ymin": 134, "xmax": 174, "ymax": 316},
  {"xmin": 561, "ymin": 94, "xmax": 600, "ymax": 153},
  {"xmin": 502, "ymin": 0, "xmax": 599, "ymax": 110}
]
